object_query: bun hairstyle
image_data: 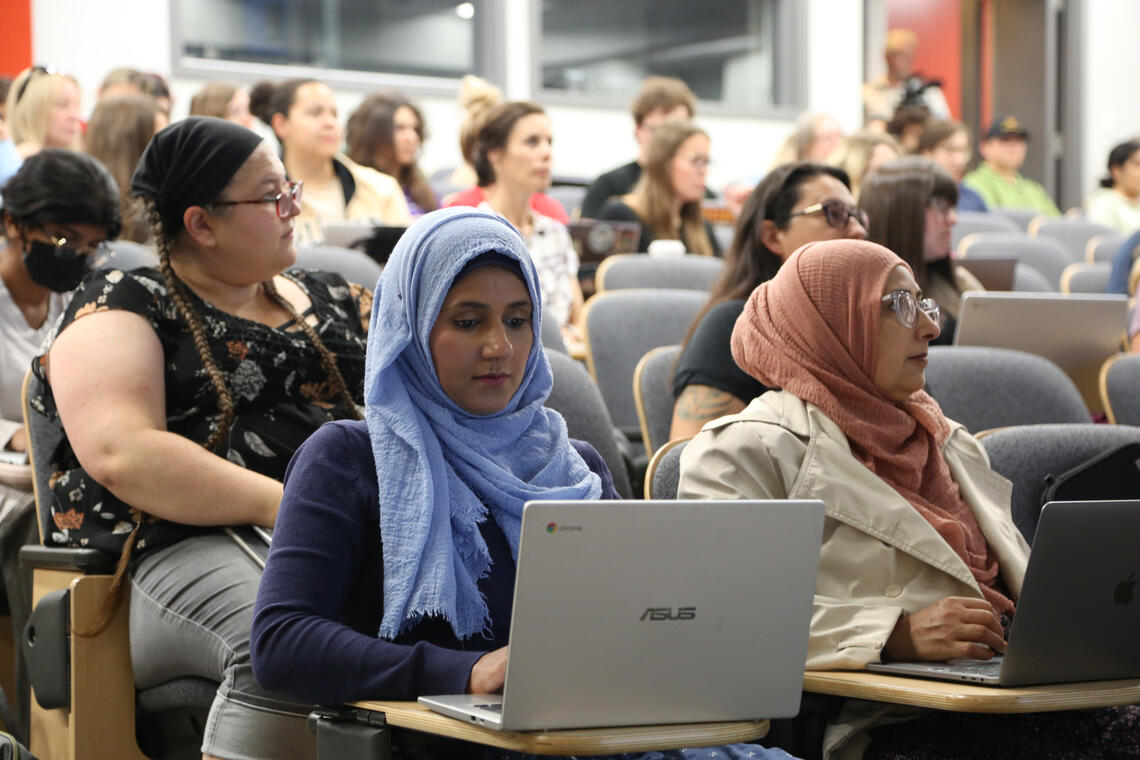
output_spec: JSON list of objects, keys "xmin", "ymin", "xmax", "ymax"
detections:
[
  {"xmin": 470, "ymin": 101, "xmax": 545, "ymax": 187},
  {"xmin": 457, "ymin": 75, "xmax": 503, "ymax": 168},
  {"xmin": 1101, "ymin": 139, "xmax": 1140, "ymax": 189},
  {"xmin": 249, "ymin": 78, "xmax": 319, "ymax": 133}
]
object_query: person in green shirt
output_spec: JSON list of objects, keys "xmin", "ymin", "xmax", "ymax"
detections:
[{"xmin": 963, "ymin": 116, "xmax": 1061, "ymax": 217}]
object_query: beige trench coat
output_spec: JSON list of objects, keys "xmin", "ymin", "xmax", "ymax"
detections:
[{"xmin": 678, "ymin": 390, "xmax": 1031, "ymax": 760}]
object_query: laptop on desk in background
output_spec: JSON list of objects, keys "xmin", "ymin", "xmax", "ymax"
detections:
[
  {"xmin": 868, "ymin": 500, "xmax": 1140, "ymax": 687},
  {"xmin": 954, "ymin": 256, "xmax": 1017, "ymax": 291},
  {"xmin": 419, "ymin": 498, "xmax": 825, "ymax": 731}
]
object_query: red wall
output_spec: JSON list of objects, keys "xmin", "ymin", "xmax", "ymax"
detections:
[
  {"xmin": 887, "ymin": 0, "xmax": 963, "ymax": 119},
  {"xmin": 1, "ymin": 0, "xmax": 33, "ymax": 78}
]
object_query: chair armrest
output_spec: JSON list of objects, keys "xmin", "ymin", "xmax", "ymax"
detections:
[{"xmin": 20, "ymin": 546, "xmax": 116, "ymax": 574}]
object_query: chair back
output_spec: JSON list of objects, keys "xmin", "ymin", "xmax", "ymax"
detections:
[
  {"xmin": 539, "ymin": 307, "xmax": 569, "ymax": 354},
  {"xmin": 1059, "ymin": 262, "xmax": 1112, "ymax": 293},
  {"xmin": 1086, "ymin": 233, "xmax": 1127, "ymax": 263},
  {"xmin": 991, "ymin": 208, "xmax": 1041, "ymax": 232},
  {"xmin": 1100, "ymin": 353, "xmax": 1140, "ymax": 425},
  {"xmin": 581, "ymin": 289, "xmax": 707, "ymax": 436},
  {"xmin": 1029, "ymin": 218, "xmax": 1116, "ymax": 260},
  {"xmin": 981, "ymin": 423, "xmax": 1140, "ymax": 542},
  {"xmin": 545, "ymin": 185, "xmax": 587, "ymax": 220},
  {"xmin": 93, "ymin": 240, "xmax": 159, "ymax": 271},
  {"xmin": 294, "ymin": 245, "xmax": 383, "ymax": 289},
  {"xmin": 951, "ymin": 211, "xmax": 1020, "ymax": 251},
  {"xmin": 545, "ymin": 350, "xmax": 633, "ymax": 498},
  {"xmin": 595, "ymin": 254, "xmax": 723, "ymax": 292},
  {"xmin": 20, "ymin": 370, "xmax": 60, "ymax": 544},
  {"xmin": 924, "ymin": 347, "xmax": 1089, "ymax": 434},
  {"xmin": 1011, "ymin": 263, "xmax": 1054, "ymax": 292},
  {"xmin": 644, "ymin": 438, "xmax": 690, "ymax": 500},
  {"xmin": 633, "ymin": 345, "xmax": 681, "ymax": 455},
  {"xmin": 958, "ymin": 233, "xmax": 1075, "ymax": 289}
]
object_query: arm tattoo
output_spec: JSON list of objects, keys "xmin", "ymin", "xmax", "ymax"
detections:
[{"xmin": 674, "ymin": 385, "xmax": 745, "ymax": 422}]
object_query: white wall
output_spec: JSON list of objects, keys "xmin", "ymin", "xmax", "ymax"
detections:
[
  {"xmin": 32, "ymin": 0, "xmax": 863, "ymax": 189},
  {"xmin": 1081, "ymin": 0, "xmax": 1140, "ymax": 200}
]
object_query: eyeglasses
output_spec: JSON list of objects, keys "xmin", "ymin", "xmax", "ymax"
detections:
[
  {"xmin": 928, "ymin": 196, "xmax": 957, "ymax": 215},
  {"xmin": 882, "ymin": 289, "xmax": 940, "ymax": 329},
  {"xmin": 14, "ymin": 65, "xmax": 56, "ymax": 105},
  {"xmin": 211, "ymin": 181, "xmax": 303, "ymax": 219},
  {"xmin": 785, "ymin": 200, "xmax": 869, "ymax": 231},
  {"xmin": 42, "ymin": 232, "xmax": 104, "ymax": 257},
  {"xmin": 682, "ymin": 155, "xmax": 711, "ymax": 170}
]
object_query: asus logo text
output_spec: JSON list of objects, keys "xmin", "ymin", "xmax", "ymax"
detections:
[{"xmin": 640, "ymin": 606, "xmax": 696, "ymax": 621}]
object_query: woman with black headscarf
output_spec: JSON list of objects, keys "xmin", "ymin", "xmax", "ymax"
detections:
[{"xmin": 33, "ymin": 117, "xmax": 369, "ymax": 759}]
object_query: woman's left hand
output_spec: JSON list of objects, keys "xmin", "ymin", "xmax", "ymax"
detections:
[{"xmin": 467, "ymin": 646, "xmax": 509, "ymax": 694}]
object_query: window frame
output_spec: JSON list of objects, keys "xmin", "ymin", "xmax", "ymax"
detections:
[{"xmin": 529, "ymin": 0, "xmax": 807, "ymax": 119}]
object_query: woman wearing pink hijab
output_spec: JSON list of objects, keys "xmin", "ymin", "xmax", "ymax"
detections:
[{"xmin": 678, "ymin": 240, "xmax": 1140, "ymax": 759}]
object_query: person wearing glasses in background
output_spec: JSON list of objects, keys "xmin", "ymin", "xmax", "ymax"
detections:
[
  {"xmin": 860, "ymin": 156, "xmax": 983, "ymax": 344},
  {"xmin": 598, "ymin": 120, "xmax": 719, "ymax": 256},
  {"xmin": 4, "ymin": 66, "xmax": 82, "ymax": 163},
  {"xmin": 32, "ymin": 118, "xmax": 370, "ymax": 759},
  {"xmin": 669, "ymin": 163, "xmax": 867, "ymax": 441},
  {"xmin": 679, "ymin": 237, "xmax": 1140, "ymax": 760}
]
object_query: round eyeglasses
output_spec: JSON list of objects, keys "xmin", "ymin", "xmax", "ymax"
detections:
[
  {"xmin": 211, "ymin": 180, "xmax": 303, "ymax": 219},
  {"xmin": 785, "ymin": 200, "xmax": 869, "ymax": 232},
  {"xmin": 882, "ymin": 289, "xmax": 940, "ymax": 329}
]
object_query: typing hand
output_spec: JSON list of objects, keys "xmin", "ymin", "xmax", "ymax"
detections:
[
  {"xmin": 884, "ymin": 596, "xmax": 1006, "ymax": 662},
  {"xmin": 467, "ymin": 646, "xmax": 509, "ymax": 694}
]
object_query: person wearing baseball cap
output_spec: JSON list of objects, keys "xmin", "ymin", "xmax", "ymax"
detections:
[{"xmin": 962, "ymin": 116, "xmax": 1061, "ymax": 216}]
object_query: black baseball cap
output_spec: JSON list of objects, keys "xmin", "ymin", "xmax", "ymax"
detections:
[{"xmin": 985, "ymin": 116, "xmax": 1030, "ymax": 141}]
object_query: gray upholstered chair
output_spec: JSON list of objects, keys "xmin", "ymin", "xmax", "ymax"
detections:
[
  {"xmin": 595, "ymin": 254, "xmax": 723, "ymax": 293},
  {"xmin": 1085, "ymin": 233, "xmax": 1127, "ymax": 264},
  {"xmin": 644, "ymin": 438, "xmax": 690, "ymax": 500},
  {"xmin": 92, "ymin": 240, "xmax": 159, "ymax": 271},
  {"xmin": 981, "ymin": 423, "xmax": 1140, "ymax": 542},
  {"xmin": 1059, "ymin": 262, "xmax": 1112, "ymax": 293},
  {"xmin": 1028, "ymin": 218, "xmax": 1116, "ymax": 260},
  {"xmin": 294, "ymin": 245, "xmax": 383, "ymax": 289},
  {"xmin": 546, "ymin": 350, "xmax": 633, "ymax": 498},
  {"xmin": 924, "ymin": 347, "xmax": 1090, "ymax": 434},
  {"xmin": 958, "ymin": 233, "xmax": 1076, "ymax": 290},
  {"xmin": 1011, "ymin": 263, "xmax": 1054, "ymax": 292},
  {"xmin": 581, "ymin": 288, "xmax": 707, "ymax": 438},
  {"xmin": 1100, "ymin": 353, "xmax": 1140, "ymax": 425},
  {"xmin": 633, "ymin": 345, "xmax": 682, "ymax": 456},
  {"xmin": 540, "ymin": 308, "xmax": 568, "ymax": 355},
  {"xmin": 991, "ymin": 208, "xmax": 1041, "ymax": 232},
  {"xmin": 951, "ymin": 211, "xmax": 1020, "ymax": 251}
]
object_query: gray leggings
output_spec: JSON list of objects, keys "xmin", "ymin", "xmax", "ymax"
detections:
[{"xmin": 130, "ymin": 533, "xmax": 317, "ymax": 760}]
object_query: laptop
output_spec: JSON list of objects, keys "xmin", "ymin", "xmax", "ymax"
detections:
[
  {"xmin": 567, "ymin": 220, "xmax": 643, "ymax": 265},
  {"xmin": 868, "ymin": 500, "xmax": 1140, "ymax": 686},
  {"xmin": 953, "ymin": 291, "xmax": 1129, "ymax": 411},
  {"xmin": 419, "ymin": 499, "xmax": 824, "ymax": 731},
  {"xmin": 954, "ymin": 256, "xmax": 1017, "ymax": 291}
]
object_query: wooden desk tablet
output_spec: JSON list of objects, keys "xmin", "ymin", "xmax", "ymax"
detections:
[
  {"xmin": 348, "ymin": 701, "xmax": 770, "ymax": 756},
  {"xmin": 803, "ymin": 671, "xmax": 1140, "ymax": 714}
]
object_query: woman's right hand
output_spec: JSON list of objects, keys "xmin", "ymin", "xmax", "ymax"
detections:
[
  {"xmin": 883, "ymin": 596, "xmax": 1006, "ymax": 662},
  {"xmin": 467, "ymin": 646, "xmax": 509, "ymax": 694}
]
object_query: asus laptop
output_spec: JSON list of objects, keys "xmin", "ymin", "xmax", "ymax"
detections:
[
  {"xmin": 868, "ymin": 500, "xmax": 1140, "ymax": 686},
  {"xmin": 419, "ymin": 499, "xmax": 825, "ymax": 730}
]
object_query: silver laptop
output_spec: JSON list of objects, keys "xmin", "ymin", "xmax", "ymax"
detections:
[
  {"xmin": 419, "ymin": 499, "xmax": 824, "ymax": 730},
  {"xmin": 953, "ymin": 291, "xmax": 1129, "ymax": 409},
  {"xmin": 868, "ymin": 500, "xmax": 1140, "ymax": 686}
]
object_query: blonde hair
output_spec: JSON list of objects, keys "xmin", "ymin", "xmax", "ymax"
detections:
[
  {"xmin": 189, "ymin": 82, "xmax": 238, "ymax": 119},
  {"xmin": 457, "ymin": 75, "xmax": 502, "ymax": 167},
  {"xmin": 827, "ymin": 131, "xmax": 902, "ymax": 200},
  {"xmin": 627, "ymin": 120, "xmax": 713, "ymax": 256},
  {"xmin": 770, "ymin": 112, "xmax": 835, "ymax": 168},
  {"xmin": 6, "ymin": 67, "xmax": 80, "ymax": 150},
  {"xmin": 885, "ymin": 28, "xmax": 918, "ymax": 55}
]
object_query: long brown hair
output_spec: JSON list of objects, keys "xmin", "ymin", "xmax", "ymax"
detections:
[
  {"xmin": 346, "ymin": 93, "xmax": 437, "ymax": 213},
  {"xmin": 85, "ymin": 94, "xmax": 162, "ymax": 243},
  {"xmin": 625, "ymin": 120, "xmax": 713, "ymax": 256}
]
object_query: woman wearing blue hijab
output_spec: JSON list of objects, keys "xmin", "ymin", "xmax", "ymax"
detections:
[{"xmin": 251, "ymin": 207, "xmax": 795, "ymax": 760}]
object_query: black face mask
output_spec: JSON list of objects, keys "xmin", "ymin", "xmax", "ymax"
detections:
[{"xmin": 22, "ymin": 239, "xmax": 92, "ymax": 292}]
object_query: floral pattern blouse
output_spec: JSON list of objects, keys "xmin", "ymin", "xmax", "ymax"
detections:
[{"xmin": 31, "ymin": 267, "xmax": 370, "ymax": 558}]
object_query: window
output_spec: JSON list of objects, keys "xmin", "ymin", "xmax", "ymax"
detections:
[{"xmin": 538, "ymin": 0, "xmax": 802, "ymax": 114}]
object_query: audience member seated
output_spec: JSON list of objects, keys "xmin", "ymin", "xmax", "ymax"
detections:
[
  {"xmin": 250, "ymin": 78, "xmax": 411, "ymax": 245},
  {"xmin": 860, "ymin": 156, "xmax": 982, "ymax": 344},
  {"xmin": 580, "ymin": 76, "xmax": 697, "ymax": 219},
  {"xmin": 97, "ymin": 67, "xmax": 172, "ymax": 117},
  {"xmin": 5, "ymin": 66, "xmax": 82, "ymax": 159},
  {"xmin": 1107, "ymin": 227, "xmax": 1140, "ymax": 295},
  {"xmin": 678, "ymin": 239, "xmax": 1140, "ymax": 760},
  {"xmin": 963, "ymin": 116, "xmax": 1060, "ymax": 217},
  {"xmin": 598, "ymin": 120, "xmax": 719, "ymax": 256},
  {"xmin": 1085, "ymin": 138, "xmax": 1140, "ymax": 234},
  {"xmin": 669, "ymin": 163, "xmax": 866, "ymax": 441},
  {"xmin": 189, "ymin": 81, "xmax": 256, "ymax": 130},
  {"xmin": 250, "ymin": 207, "xmax": 794, "ymax": 760},
  {"xmin": 0, "ymin": 152, "xmax": 120, "ymax": 706},
  {"xmin": 826, "ymin": 131, "xmax": 901, "ymax": 200},
  {"xmin": 771, "ymin": 111, "xmax": 845, "ymax": 167},
  {"xmin": 445, "ymin": 79, "xmax": 568, "ymax": 224},
  {"xmin": 35, "ymin": 117, "xmax": 369, "ymax": 760},
  {"xmin": 884, "ymin": 104, "xmax": 930, "ymax": 154},
  {"xmin": 862, "ymin": 28, "xmax": 951, "ymax": 126},
  {"xmin": 346, "ymin": 91, "xmax": 439, "ymax": 218},
  {"xmin": 468, "ymin": 100, "xmax": 583, "ymax": 340},
  {"xmin": 85, "ymin": 94, "xmax": 168, "ymax": 243},
  {"xmin": 919, "ymin": 120, "xmax": 988, "ymax": 212}
]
